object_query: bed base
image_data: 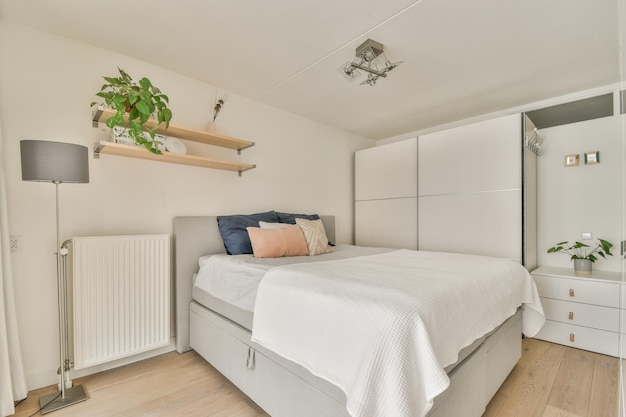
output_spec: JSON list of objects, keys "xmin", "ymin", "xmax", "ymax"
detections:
[{"xmin": 190, "ymin": 301, "xmax": 521, "ymax": 417}]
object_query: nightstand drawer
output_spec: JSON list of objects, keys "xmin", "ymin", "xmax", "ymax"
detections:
[
  {"xmin": 541, "ymin": 298, "xmax": 618, "ymax": 332},
  {"xmin": 533, "ymin": 274, "xmax": 619, "ymax": 307},
  {"xmin": 534, "ymin": 320, "xmax": 618, "ymax": 357}
]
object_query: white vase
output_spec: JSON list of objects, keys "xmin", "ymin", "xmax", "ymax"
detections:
[{"xmin": 573, "ymin": 259, "xmax": 592, "ymax": 274}]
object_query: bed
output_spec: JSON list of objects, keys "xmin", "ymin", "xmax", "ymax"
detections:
[{"xmin": 174, "ymin": 214, "xmax": 544, "ymax": 417}]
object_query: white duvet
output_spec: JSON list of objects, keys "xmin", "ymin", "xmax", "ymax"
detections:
[{"xmin": 251, "ymin": 249, "xmax": 544, "ymax": 417}]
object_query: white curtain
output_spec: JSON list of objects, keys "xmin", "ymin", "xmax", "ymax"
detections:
[{"xmin": 0, "ymin": 122, "xmax": 27, "ymax": 417}]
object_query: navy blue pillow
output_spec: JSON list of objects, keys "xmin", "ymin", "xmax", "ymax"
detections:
[
  {"xmin": 217, "ymin": 211, "xmax": 279, "ymax": 255},
  {"xmin": 275, "ymin": 211, "xmax": 320, "ymax": 224}
]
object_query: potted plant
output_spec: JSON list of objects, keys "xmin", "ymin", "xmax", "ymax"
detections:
[
  {"xmin": 91, "ymin": 67, "xmax": 173, "ymax": 154},
  {"xmin": 546, "ymin": 238, "xmax": 614, "ymax": 274}
]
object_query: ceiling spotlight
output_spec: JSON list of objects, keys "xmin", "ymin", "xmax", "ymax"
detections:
[
  {"xmin": 361, "ymin": 73, "xmax": 379, "ymax": 86},
  {"xmin": 339, "ymin": 62, "xmax": 361, "ymax": 81},
  {"xmin": 339, "ymin": 39, "xmax": 402, "ymax": 87}
]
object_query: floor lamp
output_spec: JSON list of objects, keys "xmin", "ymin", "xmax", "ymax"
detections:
[{"xmin": 20, "ymin": 140, "xmax": 89, "ymax": 413}]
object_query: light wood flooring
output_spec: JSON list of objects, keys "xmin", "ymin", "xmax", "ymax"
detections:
[{"xmin": 11, "ymin": 338, "xmax": 619, "ymax": 417}]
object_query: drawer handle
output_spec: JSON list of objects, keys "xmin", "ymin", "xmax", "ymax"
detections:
[
  {"xmin": 568, "ymin": 312, "xmax": 574, "ymax": 320},
  {"xmin": 569, "ymin": 288, "xmax": 575, "ymax": 297},
  {"xmin": 570, "ymin": 333, "xmax": 575, "ymax": 343}
]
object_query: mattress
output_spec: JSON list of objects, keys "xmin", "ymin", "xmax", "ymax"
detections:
[
  {"xmin": 192, "ymin": 244, "xmax": 393, "ymax": 329},
  {"xmin": 192, "ymin": 283, "xmax": 499, "ymax": 374},
  {"xmin": 192, "ymin": 284, "xmax": 255, "ymax": 330}
]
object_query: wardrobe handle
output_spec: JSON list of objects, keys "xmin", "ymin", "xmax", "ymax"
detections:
[
  {"xmin": 569, "ymin": 288, "xmax": 575, "ymax": 297},
  {"xmin": 570, "ymin": 333, "xmax": 575, "ymax": 342},
  {"xmin": 568, "ymin": 312, "xmax": 574, "ymax": 320}
]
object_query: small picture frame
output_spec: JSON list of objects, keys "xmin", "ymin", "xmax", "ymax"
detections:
[
  {"xmin": 584, "ymin": 151, "xmax": 600, "ymax": 165},
  {"xmin": 564, "ymin": 154, "xmax": 579, "ymax": 167}
]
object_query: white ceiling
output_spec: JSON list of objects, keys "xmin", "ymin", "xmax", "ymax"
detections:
[{"xmin": 0, "ymin": 0, "xmax": 620, "ymax": 140}]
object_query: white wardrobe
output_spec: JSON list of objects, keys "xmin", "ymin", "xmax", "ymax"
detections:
[
  {"xmin": 355, "ymin": 113, "xmax": 537, "ymax": 267},
  {"xmin": 355, "ymin": 138, "xmax": 418, "ymax": 249}
]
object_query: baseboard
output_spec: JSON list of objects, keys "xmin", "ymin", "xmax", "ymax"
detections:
[{"xmin": 25, "ymin": 337, "xmax": 176, "ymax": 391}]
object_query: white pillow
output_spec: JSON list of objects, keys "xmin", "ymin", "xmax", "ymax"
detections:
[{"xmin": 259, "ymin": 221, "xmax": 290, "ymax": 230}]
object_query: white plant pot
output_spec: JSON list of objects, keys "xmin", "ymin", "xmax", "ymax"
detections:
[{"xmin": 573, "ymin": 259, "xmax": 592, "ymax": 275}]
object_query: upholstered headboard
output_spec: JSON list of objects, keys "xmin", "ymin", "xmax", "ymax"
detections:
[{"xmin": 173, "ymin": 215, "xmax": 335, "ymax": 353}]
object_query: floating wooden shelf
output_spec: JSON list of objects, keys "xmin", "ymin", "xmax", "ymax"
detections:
[
  {"xmin": 92, "ymin": 106, "xmax": 255, "ymax": 152},
  {"xmin": 94, "ymin": 141, "xmax": 256, "ymax": 175},
  {"xmin": 91, "ymin": 106, "xmax": 256, "ymax": 175}
]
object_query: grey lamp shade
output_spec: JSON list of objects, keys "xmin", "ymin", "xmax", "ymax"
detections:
[{"xmin": 20, "ymin": 140, "xmax": 89, "ymax": 183}]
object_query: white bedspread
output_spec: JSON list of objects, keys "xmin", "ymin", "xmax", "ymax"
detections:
[{"xmin": 251, "ymin": 249, "xmax": 544, "ymax": 417}]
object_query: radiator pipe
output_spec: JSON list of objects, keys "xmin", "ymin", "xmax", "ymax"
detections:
[{"xmin": 60, "ymin": 239, "xmax": 72, "ymax": 385}]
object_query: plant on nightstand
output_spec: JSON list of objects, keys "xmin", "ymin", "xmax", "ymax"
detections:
[
  {"xmin": 90, "ymin": 67, "xmax": 173, "ymax": 154},
  {"xmin": 546, "ymin": 238, "xmax": 614, "ymax": 274}
]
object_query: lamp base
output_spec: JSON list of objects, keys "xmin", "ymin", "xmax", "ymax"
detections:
[{"xmin": 39, "ymin": 385, "xmax": 88, "ymax": 414}]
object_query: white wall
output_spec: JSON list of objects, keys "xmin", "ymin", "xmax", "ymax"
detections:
[
  {"xmin": 536, "ymin": 115, "xmax": 622, "ymax": 273},
  {"xmin": 0, "ymin": 23, "xmax": 374, "ymax": 389}
]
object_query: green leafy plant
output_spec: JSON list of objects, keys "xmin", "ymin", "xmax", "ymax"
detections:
[
  {"xmin": 90, "ymin": 67, "xmax": 173, "ymax": 154},
  {"xmin": 547, "ymin": 238, "xmax": 614, "ymax": 262}
]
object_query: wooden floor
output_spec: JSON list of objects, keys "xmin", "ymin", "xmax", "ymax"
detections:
[
  {"xmin": 484, "ymin": 338, "xmax": 619, "ymax": 417},
  {"xmin": 11, "ymin": 338, "xmax": 619, "ymax": 417}
]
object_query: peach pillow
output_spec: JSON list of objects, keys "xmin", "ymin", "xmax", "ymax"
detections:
[{"xmin": 246, "ymin": 225, "xmax": 309, "ymax": 258}]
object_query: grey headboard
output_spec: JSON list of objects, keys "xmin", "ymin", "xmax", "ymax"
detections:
[{"xmin": 173, "ymin": 215, "xmax": 335, "ymax": 353}]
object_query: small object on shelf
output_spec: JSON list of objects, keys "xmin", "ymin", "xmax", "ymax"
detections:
[
  {"xmin": 90, "ymin": 67, "xmax": 173, "ymax": 155},
  {"xmin": 208, "ymin": 92, "xmax": 227, "ymax": 133},
  {"xmin": 213, "ymin": 98, "xmax": 225, "ymax": 122},
  {"xmin": 164, "ymin": 137, "xmax": 187, "ymax": 154},
  {"xmin": 111, "ymin": 126, "xmax": 166, "ymax": 151},
  {"xmin": 111, "ymin": 126, "xmax": 135, "ymax": 146}
]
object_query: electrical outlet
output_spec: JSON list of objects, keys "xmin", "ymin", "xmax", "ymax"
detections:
[
  {"xmin": 9, "ymin": 235, "xmax": 21, "ymax": 253},
  {"xmin": 581, "ymin": 232, "xmax": 592, "ymax": 240}
]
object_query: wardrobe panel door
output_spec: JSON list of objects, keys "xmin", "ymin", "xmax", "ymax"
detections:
[
  {"xmin": 418, "ymin": 114, "xmax": 521, "ymax": 196},
  {"xmin": 418, "ymin": 191, "xmax": 522, "ymax": 261},
  {"xmin": 355, "ymin": 198, "xmax": 418, "ymax": 249},
  {"xmin": 355, "ymin": 138, "xmax": 417, "ymax": 201}
]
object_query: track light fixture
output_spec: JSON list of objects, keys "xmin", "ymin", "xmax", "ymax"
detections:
[{"xmin": 339, "ymin": 39, "xmax": 403, "ymax": 86}]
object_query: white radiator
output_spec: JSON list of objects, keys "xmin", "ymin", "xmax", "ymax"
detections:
[{"xmin": 72, "ymin": 234, "xmax": 170, "ymax": 370}]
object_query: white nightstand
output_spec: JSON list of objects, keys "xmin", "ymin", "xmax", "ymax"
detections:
[{"xmin": 531, "ymin": 266, "xmax": 622, "ymax": 357}]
